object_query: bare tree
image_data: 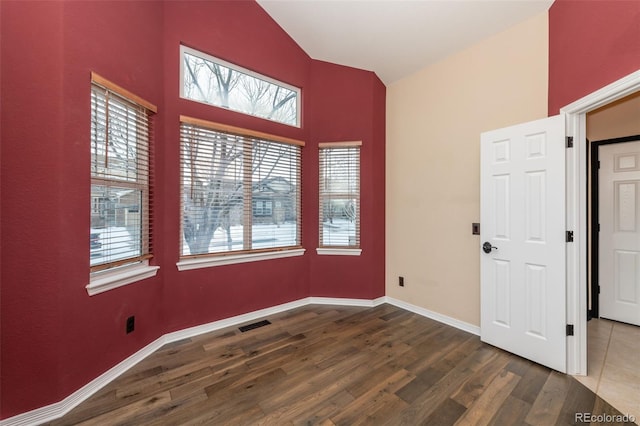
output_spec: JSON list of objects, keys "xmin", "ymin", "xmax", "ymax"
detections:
[
  {"xmin": 267, "ymin": 86, "xmax": 296, "ymax": 123},
  {"xmin": 239, "ymin": 78, "xmax": 297, "ymax": 124},
  {"xmin": 240, "ymin": 77, "xmax": 271, "ymax": 115},
  {"xmin": 183, "ymin": 55, "xmax": 241, "ymax": 108},
  {"xmin": 182, "ymin": 132, "xmax": 293, "ymax": 255},
  {"xmin": 182, "ymin": 132, "xmax": 244, "ymax": 254}
]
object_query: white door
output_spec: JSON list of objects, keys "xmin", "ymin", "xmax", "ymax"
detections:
[
  {"xmin": 599, "ymin": 141, "xmax": 640, "ymax": 326},
  {"xmin": 480, "ymin": 115, "xmax": 567, "ymax": 372}
]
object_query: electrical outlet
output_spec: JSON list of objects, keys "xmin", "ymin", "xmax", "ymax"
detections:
[
  {"xmin": 126, "ymin": 316, "xmax": 135, "ymax": 334},
  {"xmin": 399, "ymin": 276, "xmax": 404, "ymax": 287}
]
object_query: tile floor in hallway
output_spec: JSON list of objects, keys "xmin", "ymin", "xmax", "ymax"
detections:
[{"xmin": 573, "ymin": 318, "xmax": 640, "ymax": 421}]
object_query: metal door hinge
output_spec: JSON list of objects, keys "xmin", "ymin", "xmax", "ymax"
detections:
[
  {"xmin": 566, "ymin": 324, "xmax": 574, "ymax": 336},
  {"xmin": 566, "ymin": 136, "xmax": 574, "ymax": 148},
  {"xmin": 566, "ymin": 231, "xmax": 574, "ymax": 242}
]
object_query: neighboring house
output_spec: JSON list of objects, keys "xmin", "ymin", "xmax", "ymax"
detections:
[
  {"xmin": 252, "ymin": 176, "xmax": 296, "ymax": 225},
  {"xmin": 91, "ymin": 189, "xmax": 140, "ymax": 229},
  {"xmin": 184, "ymin": 176, "xmax": 297, "ymax": 226}
]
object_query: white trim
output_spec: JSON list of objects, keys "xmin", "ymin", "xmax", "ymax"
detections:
[
  {"xmin": 308, "ymin": 296, "xmax": 386, "ymax": 307},
  {"xmin": 176, "ymin": 248, "xmax": 306, "ymax": 271},
  {"xmin": 316, "ymin": 248, "xmax": 362, "ymax": 256},
  {"xmin": 561, "ymin": 69, "xmax": 640, "ymax": 376},
  {"xmin": 86, "ymin": 262, "xmax": 159, "ymax": 296},
  {"xmin": 564, "ymin": 110, "xmax": 585, "ymax": 376},
  {"xmin": 561, "ymin": 69, "xmax": 640, "ymax": 115},
  {"xmin": 386, "ymin": 297, "xmax": 480, "ymax": 336},
  {"xmin": 0, "ymin": 295, "xmax": 479, "ymax": 426}
]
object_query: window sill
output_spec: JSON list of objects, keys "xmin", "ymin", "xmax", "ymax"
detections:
[
  {"xmin": 176, "ymin": 248, "xmax": 306, "ymax": 271},
  {"xmin": 316, "ymin": 248, "xmax": 362, "ymax": 256},
  {"xmin": 87, "ymin": 261, "xmax": 160, "ymax": 296}
]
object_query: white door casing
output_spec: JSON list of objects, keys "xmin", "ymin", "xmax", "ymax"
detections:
[
  {"xmin": 599, "ymin": 141, "xmax": 640, "ymax": 326},
  {"xmin": 561, "ymin": 69, "xmax": 640, "ymax": 376},
  {"xmin": 480, "ymin": 115, "xmax": 567, "ymax": 373}
]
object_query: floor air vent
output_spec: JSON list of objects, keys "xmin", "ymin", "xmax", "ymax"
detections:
[{"xmin": 239, "ymin": 319, "xmax": 271, "ymax": 333}]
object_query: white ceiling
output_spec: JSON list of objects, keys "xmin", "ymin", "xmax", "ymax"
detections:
[{"xmin": 257, "ymin": 0, "xmax": 554, "ymax": 85}]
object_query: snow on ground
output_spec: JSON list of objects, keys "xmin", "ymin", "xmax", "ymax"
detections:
[
  {"xmin": 90, "ymin": 227, "xmax": 140, "ymax": 266},
  {"xmin": 181, "ymin": 222, "xmax": 299, "ymax": 254},
  {"xmin": 321, "ymin": 218, "xmax": 356, "ymax": 246},
  {"xmin": 91, "ymin": 219, "xmax": 356, "ymax": 263},
  {"xmin": 180, "ymin": 219, "xmax": 356, "ymax": 255}
]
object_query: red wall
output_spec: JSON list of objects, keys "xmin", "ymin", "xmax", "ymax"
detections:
[
  {"xmin": 549, "ymin": 0, "xmax": 640, "ymax": 114},
  {"xmin": 0, "ymin": 0, "xmax": 385, "ymax": 419},
  {"xmin": 307, "ymin": 61, "xmax": 386, "ymax": 298},
  {"xmin": 1, "ymin": 0, "xmax": 67, "ymax": 416},
  {"xmin": 1, "ymin": 0, "xmax": 167, "ymax": 418},
  {"xmin": 159, "ymin": 0, "xmax": 312, "ymax": 335}
]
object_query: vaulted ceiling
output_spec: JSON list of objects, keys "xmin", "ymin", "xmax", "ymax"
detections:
[{"xmin": 257, "ymin": 0, "xmax": 554, "ymax": 85}]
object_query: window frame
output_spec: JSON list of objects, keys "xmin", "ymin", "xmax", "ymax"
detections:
[
  {"xmin": 179, "ymin": 45, "xmax": 302, "ymax": 128},
  {"xmin": 177, "ymin": 115, "xmax": 305, "ymax": 270},
  {"xmin": 317, "ymin": 141, "xmax": 362, "ymax": 256},
  {"xmin": 87, "ymin": 72, "xmax": 159, "ymax": 295}
]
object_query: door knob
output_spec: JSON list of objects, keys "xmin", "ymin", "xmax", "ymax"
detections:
[{"xmin": 482, "ymin": 242, "xmax": 498, "ymax": 253}]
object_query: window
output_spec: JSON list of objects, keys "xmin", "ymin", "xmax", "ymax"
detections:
[
  {"xmin": 90, "ymin": 73, "xmax": 156, "ymax": 273},
  {"xmin": 179, "ymin": 116, "xmax": 303, "ymax": 260},
  {"xmin": 253, "ymin": 200, "xmax": 273, "ymax": 217},
  {"xmin": 180, "ymin": 45, "xmax": 300, "ymax": 127},
  {"xmin": 319, "ymin": 142, "xmax": 361, "ymax": 251}
]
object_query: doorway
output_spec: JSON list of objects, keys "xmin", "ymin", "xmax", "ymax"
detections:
[
  {"xmin": 561, "ymin": 68, "xmax": 640, "ymax": 376},
  {"xmin": 577, "ymin": 93, "xmax": 640, "ymax": 418},
  {"xmin": 590, "ymin": 135, "xmax": 640, "ymax": 324}
]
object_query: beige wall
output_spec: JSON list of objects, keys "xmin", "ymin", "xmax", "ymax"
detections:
[
  {"xmin": 386, "ymin": 12, "xmax": 549, "ymax": 326},
  {"xmin": 587, "ymin": 91, "xmax": 640, "ymax": 141}
]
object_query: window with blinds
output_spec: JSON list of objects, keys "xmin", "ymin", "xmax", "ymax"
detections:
[
  {"xmin": 179, "ymin": 116, "xmax": 303, "ymax": 257},
  {"xmin": 90, "ymin": 73, "xmax": 156, "ymax": 272},
  {"xmin": 319, "ymin": 142, "xmax": 361, "ymax": 248}
]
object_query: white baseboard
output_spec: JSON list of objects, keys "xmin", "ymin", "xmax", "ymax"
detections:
[
  {"xmin": 308, "ymin": 296, "xmax": 386, "ymax": 307},
  {"xmin": 163, "ymin": 298, "xmax": 310, "ymax": 344},
  {"xmin": 385, "ymin": 296, "xmax": 480, "ymax": 336},
  {"xmin": 0, "ymin": 295, "xmax": 476, "ymax": 425}
]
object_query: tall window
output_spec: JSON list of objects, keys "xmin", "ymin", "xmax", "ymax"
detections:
[
  {"xmin": 180, "ymin": 116, "xmax": 303, "ymax": 257},
  {"xmin": 180, "ymin": 45, "xmax": 300, "ymax": 127},
  {"xmin": 319, "ymin": 142, "xmax": 361, "ymax": 248},
  {"xmin": 90, "ymin": 73, "xmax": 156, "ymax": 272}
]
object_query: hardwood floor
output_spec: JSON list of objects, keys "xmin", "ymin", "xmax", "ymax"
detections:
[{"xmin": 48, "ymin": 304, "xmax": 636, "ymax": 425}]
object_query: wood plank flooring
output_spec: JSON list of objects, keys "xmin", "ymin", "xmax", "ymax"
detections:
[{"xmin": 48, "ymin": 304, "xmax": 636, "ymax": 425}]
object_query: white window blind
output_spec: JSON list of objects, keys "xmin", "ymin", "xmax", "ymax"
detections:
[
  {"xmin": 90, "ymin": 73, "xmax": 155, "ymax": 272},
  {"xmin": 180, "ymin": 116, "xmax": 303, "ymax": 257},
  {"xmin": 319, "ymin": 142, "xmax": 361, "ymax": 248}
]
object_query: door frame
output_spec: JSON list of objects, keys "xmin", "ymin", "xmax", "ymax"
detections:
[
  {"xmin": 590, "ymin": 136, "xmax": 640, "ymax": 320},
  {"xmin": 561, "ymin": 69, "xmax": 640, "ymax": 375}
]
